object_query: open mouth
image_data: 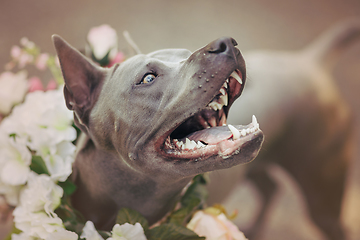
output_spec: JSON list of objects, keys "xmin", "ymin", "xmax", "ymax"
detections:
[{"xmin": 159, "ymin": 69, "xmax": 262, "ymax": 160}]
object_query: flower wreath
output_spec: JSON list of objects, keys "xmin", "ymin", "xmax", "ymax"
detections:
[{"xmin": 0, "ymin": 25, "xmax": 248, "ymax": 240}]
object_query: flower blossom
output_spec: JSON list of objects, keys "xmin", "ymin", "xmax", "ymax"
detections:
[
  {"xmin": 81, "ymin": 221, "xmax": 104, "ymax": 240},
  {"xmin": 0, "ymin": 71, "xmax": 29, "ymax": 115},
  {"xmin": 13, "ymin": 207, "xmax": 64, "ymax": 239},
  {"xmin": 13, "ymin": 173, "xmax": 64, "ymax": 239},
  {"xmin": 28, "ymin": 77, "xmax": 58, "ymax": 92},
  {"xmin": 187, "ymin": 208, "xmax": 248, "ymax": 240},
  {"xmin": 0, "ymin": 88, "xmax": 76, "ymax": 182},
  {"xmin": 19, "ymin": 173, "xmax": 63, "ymax": 217},
  {"xmin": 108, "ymin": 52, "xmax": 125, "ymax": 67},
  {"xmin": 0, "ymin": 181, "xmax": 21, "ymax": 206},
  {"xmin": 35, "ymin": 53, "xmax": 49, "ymax": 71},
  {"xmin": 0, "ymin": 134, "xmax": 31, "ymax": 186},
  {"xmin": 10, "ymin": 41, "xmax": 35, "ymax": 69},
  {"xmin": 45, "ymin": 228, "xmax": 78, "ymax": 240},
  {"xmin": 108, "ymin": 223, "xmax": 147, "ymax": 240},
  {"xmin": 11, "ymin": 232, "xmax": 37, "ymax": 240},
  {"xmin": 87, "ymin": 24, "xmax": 118, "ymax": 62}
]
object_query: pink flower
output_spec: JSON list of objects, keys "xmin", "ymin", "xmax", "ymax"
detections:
[
  {"xmin": 11, "ymin": 46, "xmax": 22, "ymax": 59},
  {"xmin": 46, "ymin": 79, "xmax": 57, "ymax": 91},
  {"xmin": 28, "ymin": 77, "xmax": 57, "ymax": 92},
  {"xmin": 36, "ymin": 53, "xmax": 49, "ymax": 71},
  {"xmin": 187, "ymin": 209, "xmax": 248, "ymax": 240},
  {"xmin": 18, "ymin": 53, "xmax": 33, "ymax": 68},
  {"xmin": 87, "ymin": 24, "xmax": 118, "ymax": 61},
  {"xmin": 108, "ymin": 52, "xmax": 125, "ymax": 67},
  {"xmin": 28, "ymin": 77, "xmax": 44, "ymax": 92}
]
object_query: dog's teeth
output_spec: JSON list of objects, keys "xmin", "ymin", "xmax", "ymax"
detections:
[
  {"xmin": 223, "ymin": 82, "xmax": 228, "ymax": 89},
  {"xmin": 209, "ymin": 101, "xmax": 223, "ymax": 111},
  {"xmin": 197, "ymin": 141, "xmax": 205, "ymax": 148},
  {"xmin": 251, "ymin": 115, "xmax": 260, "ymax": 130},
  {"xmin": 185, "ymin": 138, "xmax": 197, "ymax": 150},
  {"xmin": 219, "ymin": 94, "xmax": 228, "ymax": 107},
  {"xmin": 252, "ymin": 115, "xmax": 258, "ymax": 125},
  {"xmin": 241, "ymin": 129, "xmax": 247, "ymax": 136},
  {"xmin": 228, "ymin": 124, "xmax": 240, "ymax": 140},
  {"xmin": 175, "ymin": 140, "xmax": 183, "ymax": 149},
  {"xmin": 208, "ymin": 102, "xmax": 218, "ymax": 111},
  {"xmin": 220, "ymin": 88, "xmax": 226, "ymax": 95},
  {"xmin": 230, "ymin": 71, "xmax": 242, "ymax": 84}
]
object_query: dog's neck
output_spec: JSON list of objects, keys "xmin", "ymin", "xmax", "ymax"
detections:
[{"xmin": 71, "ymin": 134, "xmax": 192, "ymax": 229}]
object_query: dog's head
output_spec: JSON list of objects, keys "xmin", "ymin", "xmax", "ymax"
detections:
[{"xmin": 53, "ymin": 35, "xmax": 263, "ymax": 180}]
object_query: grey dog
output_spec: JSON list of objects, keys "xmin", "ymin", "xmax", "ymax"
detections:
[{"xmin": 53, "ymin": 36, "xmax": 264, "ymax": 230}]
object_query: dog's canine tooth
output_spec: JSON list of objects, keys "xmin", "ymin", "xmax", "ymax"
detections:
[
  {"xmin": 228, "ymin": 124, "xmax": 240, "ymax": 140},
  {"xmin": 252, "ymin": 115, "xmax": 258, "ymax": 125},
  {"xmin": 230, "ymin": 71, "xmax": 242, "ymax": 84},
  {"xmin": 223, "ymin": 82, "xmax": 228, "ymax": 89},
  {"xmin": 251, "ymin": 115, "xmax": 260, "ymax": 130}
]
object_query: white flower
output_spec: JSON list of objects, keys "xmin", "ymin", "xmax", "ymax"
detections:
[
  {"xmin": 0, "ymin": 88, "xmax": 76, "ymax": 181},
  {"xmin": 0, "ymin": 134, "xmax": 31, "ymax": 186},
  {"xmin": 20, "ymin": 37, "xmax": 35, "ymax": 49},
  {"xmin": 81, "ymin": 221, "xmax": 104, "ymax": 240},
  {"xmin": 45, "ymin": 228, "xmax": 78, "ymax": 240},
  {"xmin": 13, "ymin": 206, "xmax": 64, "ymax": 239},
  {"xmin": 187, "ymin": 209, "xmax": 248, "ymax": 240},
  {"xmin": 0, "ymin": 180, "xmax": 21, "ymax": 206},
  {"xmin": 87, "ymin": 24, "xmax": 118, "ymax": 60},
  {"xmin": 11, "ymin": 232, "xmax": 37, "ymax": 240},
  {"xmin": 19, "ymin": 173, "xmax": 63, "ymax": 217},
  {"xmin": 26, "ymin": 89, "xmax": 76, "ymax": 148},
  {"xmin": 0, "ymin": 71, "xmax": 28, "ymax": 115},
  {"xmin": 43, "ymin": 141, "xmax": 76, "ymax": 182},
  {"xmin": 108, "ymin": 223, "xmax": 147, "ymax": 240}
]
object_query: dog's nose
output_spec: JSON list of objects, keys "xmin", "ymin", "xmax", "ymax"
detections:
[{"xmin": 207, "ymin": 37, "xmax": 238, "ymax": 54}]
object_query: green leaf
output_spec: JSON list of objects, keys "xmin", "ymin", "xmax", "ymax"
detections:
[
  {"xmin": 55, "ymin": 199, "xmax": 86, "ymax": 235},
  {"xmin": 30, "ymin": 155, "xmax": 49, "ymax": 175},
  {"xmin": 116, "ymin": 208, "xmax": 149, "ymax": 230},
  {"xmin": 167, "ymin": 174, "xmax": 208, "ymax": 226},
  {"xmin": 4, "ymin": 224, "xmax": 21, "ymax": 240},
  {"xmin": 91, "ymin": 51, "xmax": 111, "ymax": 67},
  {"xmin": 147, "ymin": 223, "xmax": 205, "ymax": 240},
  {"xmin": 72, "ymin": 123, "xmax": 81, "ymax": 145},
  {"xmin": 168, "ymin": 198, "xmax": 201, "ymax": 226},
  {"xmin": 58, "ymin": 179, "xmax": 77, "ymax": 196},
  {"xmin": 181, "ymin": 175, "xmax": 208, "ymax": 207}
]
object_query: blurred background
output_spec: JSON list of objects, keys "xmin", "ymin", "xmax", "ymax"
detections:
[{"xmin": 0, "ymin": 0, "xmax": 359, "ymax": 239}]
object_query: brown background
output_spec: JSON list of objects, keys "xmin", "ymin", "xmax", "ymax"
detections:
[{"xmin": 0, "ymin": 0, "xmax": 359, "ymax": 239}]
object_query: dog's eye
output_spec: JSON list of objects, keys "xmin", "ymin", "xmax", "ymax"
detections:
[{"xmin": 141, "ymin": 73, "xmax": 156, "ymax": 84}]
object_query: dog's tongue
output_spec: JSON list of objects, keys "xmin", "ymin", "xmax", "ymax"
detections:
[{"xmin": 181, "ymin": 126, "xmax": 232, "ymax": 145}]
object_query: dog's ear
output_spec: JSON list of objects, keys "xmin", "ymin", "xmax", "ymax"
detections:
[{"xmin": 52, "ymin": 34, "xmax": 106, "ymax": 126}]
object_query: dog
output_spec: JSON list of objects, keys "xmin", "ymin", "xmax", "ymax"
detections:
[
  {"xmin": 207, "ymin": 19, "xmax": 360, "ymax": 240},
  {"xmin": 53, "ymin": 36, "xmax": 264, "ymax": 230}
]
